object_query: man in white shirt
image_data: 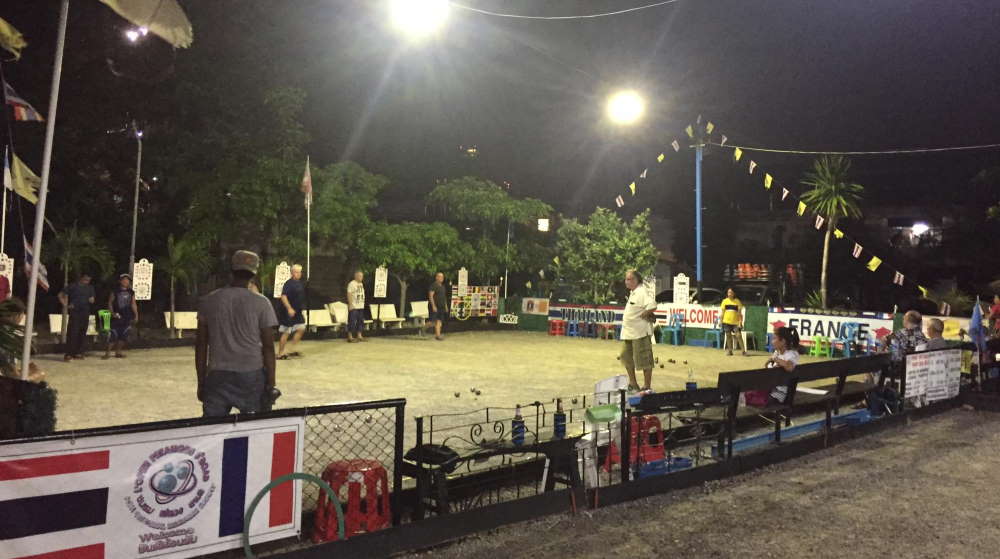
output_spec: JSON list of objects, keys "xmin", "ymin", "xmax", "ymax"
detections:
[
  {"xmin": 620, "ymin": 269, "xmax": 658, "ymax": 391},
  {"xmin": 346, "ymin": 271, "xmax": 367, "ymax": 343}
]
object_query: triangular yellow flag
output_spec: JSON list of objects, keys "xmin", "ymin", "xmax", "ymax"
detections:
[
  {"xmin": 797, "ymin": 201, "xmax": 806, "ymax": 216},
  {"xmin": 833, "ymin": 229, "xmax": 844, "ymax": 239},
  {"xmin": 706, "ymin": 122, "xmax": 715, "ymax": 134},
  {"xmin": 98, "ymin": 0, "xmax": 193, "ymax": 48},
  {"xmin": 866, "ymin": 256, "xmax": 882, "ymax": 272},
  {"xmin": 553, "ymin": 256, "xmax": 560, "ymax": 266},
  {"xmin": 0, "ymin": 17, "xmax": 27, "ymax": 60},
  {"xmin": 734, "ymin": 147, "xmax": 743, "ymax": 161},
  {"xmin": 657, "ymin": 153, "xmax": 665, "ymax": 163},
  {"xmin": 763, "ymin": 173, "xmax": 773, "ymax": 189},
  {"xmin": 685, "ymin": 125, "xmax": 694, "ymax": 138},
  {"xmin": 918, "ymin": 285, "xmax": 928, "ymax": 298},
  {"xmin": 11, "ymin": 153, "xmax": 39, "ymax": 204},
  {"xmin": 628, "ymin": 182, "xmax": 636, "ymax": 196}
]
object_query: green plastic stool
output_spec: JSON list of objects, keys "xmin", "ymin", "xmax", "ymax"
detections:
[
  {"xmin": 97, "ymin": 309, "xmax": 112, "ymax": 333},
  {"xmin": 809, "ymin": 335, "xmax": 832, "ymax": 358}
]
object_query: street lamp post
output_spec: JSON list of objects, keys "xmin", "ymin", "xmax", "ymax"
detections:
[{"xmin": 128, "ymin": 121, "xmax": 142, "ymax": 277}]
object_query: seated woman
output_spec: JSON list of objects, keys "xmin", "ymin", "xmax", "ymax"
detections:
[{"xmin": 765, "ymin": 326, "xmax": 800, "ymax": 403}]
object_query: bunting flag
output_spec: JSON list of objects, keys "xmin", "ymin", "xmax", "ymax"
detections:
[
  {"xmin": 834, "ymin": 228, "xmax": 844, "ymax": 239},
  {"xmin": 866, "ymin": 256, "xmax": 882, "ymax": 272},
  {"xmin": 300, "ymin": 156, "xmax": 312, "ymax": 208},
  {"xmin": 748, "ymin": 161, "xmax": 757, "ymax": 174},
  {"xmin": 852, "ymin": 243, "xmax": 863, "ymax": 258},
  {"xmin": 763, "ymin": 173, "xmax": 773, "ymax": 189},
  {"xmin": 10, "ymin": 151, "xmax": 40, "ymax": 203},
  {"xmin": 814, "ymin": 215, "xmax": 824, "ymax": 229},
  {"xmin": 720, "ymin": 134, "xmax": 728, "ymax": 146},
  {"xmin": 656, "ymin": 153, "xmax": 665, "ymax": 163},
  {"xmin": 553, "ymin": 255, "xmax": 560, "ymax": 266},
  {"xmin": 615, "ymin": 194, "xmax": 624, "ymax": 208},
  {"xmin": 98, "ymin": 0, "xmax": 194, "ymax": 48},
  {"xmin": 685, "ymin": 125, "xmax": 693, "ymax": 138},
  {"xmin": 639, "ymin": 168, "xmax": 647, "ymax": 179},
  {"xmin": 893, "ymin": 271, "xmax": 904, "ymax": 286},
  {"xmin": 796, "ymin": 201, "xmax": 806, "ymax": 216},
  {"xmin": 2, "ymin": 149, "xmax": 10, "ymax": 192},
  {"xmin": 3, "ymin": 81, "xmax": 44, "ymax": 122},
  {"xmin": 671, "ymin": 139, "xmax": 680, "ymax": 152},
  {"xmin": 23, "ymin": 236, "xmax": 49, "ymax": 291},
  {"xmin": 781, "ymin": 188, "xmax": 789, "ymax": 201},
  {"xmin": 0, "ymin": 17, "xmax": 27, "ymax": 60},
  {"xmin": 628, "ymin": 182, "xmax": 636, "ymax": 196},
  {"xmin": 706, "ymin": 122, "xmax": 715, "ymax": 134},
  {"xmin": 918, "ymin": 285, "xmax": 928, "ymax": 298},
  {"xmin": 733, "ymin": 147, "xmax": 743, "ymax": 161}
]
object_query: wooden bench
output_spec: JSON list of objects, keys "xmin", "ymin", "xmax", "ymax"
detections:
[
  {"xmin": 370, "ymin": 303, "xmax": 405, "ymax": 329},
  {"xmin": 303, "ymin": 309, "xmax": 338, "ymax": 333},
  {"xmin": 328, "ymin": 301, "xmax": 371, "ymax": 332},
  {"xmin": 47, "ymin": 314, "xmax": 98, "ymax": 339},
  {"xmin": 716, "ymin": 353, "xmax": 890, "ymax": 460},
  {"xmin": 163, "ymin": 311, "xmax": 198, "ymax": 337},
  {"xmin": 409, "ymin": 300, "xmax": 429, "ymax": 328}
]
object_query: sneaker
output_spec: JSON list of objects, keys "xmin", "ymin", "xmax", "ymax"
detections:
[
  {"xmin": 742, "ymin": 351, "xmax": 747, "ymax": 356},
  {"xmin": 727, "ymin": 350, "xmax": 733, "ymax": 356}
]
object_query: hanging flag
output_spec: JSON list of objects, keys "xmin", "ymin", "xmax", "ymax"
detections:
[
  {"xmin": 0, "ymin": 17, "xmax": 27, "ymax": 60},
  {"xmin": 852, "ymin": 243, "xmax": 863, "ymax": 258},
  {"xmin": 720, "ymin": 135, "xmax": 728, "ymax": 147},
  {"xmin": 639, "ymin": 168, "xmax": 647, "ymax": 179},
  {"xmin": 300, "ymin": 156, "xmax": 312, "ymax": 208},
  {"xmin": 10, "ymin": 152, "xmax": 39, "ymax": 203},
  {"xmin": 969, "ymin": 298, "xmax": 985, "ymax": 352},
  {"xmin": 834, "ymin": 228, "xmax": 844, "ymax": 239},
  {"xmin": 781, "ymin": 188, "xmax": 789, "ymax": 201},
  {"xmin": 553, "ymin": 255, "xmax": 560, "ymax": 266},
  {"xmin": 814, "ymin": 215, "xmax": 825, "ymax": 229},
  {"xmin": 734, "ymin": 147, "xmax": 743, "ymax": 161},
  {"xmin": 918, "ymin": 285, "xmax": 928, "ymax": 298},
  {"xmin": 98, "ymin": 0, "xmax": 193, "ymax": 48},
  {"xmin": 763, "ymin": 173, "xmax": 773, "ymax": 189},
  {"xmin": 615, "ymin": 194, "xmax": 624, "ymax": 208},
  {"xmin": 23, "ymin": 236, "xmax": 49, "ymax": 291},
  {"xmin": 671, "ymin": 139, "xmax": 680, "ymax": 152},
  {"xmin": 628, "ymin": 182, "xmax": 636, "ymax": 196},
  {"xmin": 2, "ymin": 148, "xmax": 11, "ymax": 192},
  {"xmin": 3, "ymin": 81, "xmax": 44, "ymax": 122},
  {"xmin": 866, "ymin": 256, "xmax": 882, "ymax": 272},
  {"xmin": 685, "ymin": 125, "xmax": 693, "ymax": 138},
  {"xmin": 656, "ymin": 153, "xmax": 665, "ymax": 163},
  {"xmin": 748, "ymin": 161, "xmax": 757, "ymax": 174},
  {"xmin": 797, "ymin": 201, "xmax": 806, "ymax": 216},
  {"xmin": 893, "ymin": 271, "xmax": 904, "ymax": 286},
  {"xmin": 706, "ymin": 122, "xmax": 715, "ymax": 134}
]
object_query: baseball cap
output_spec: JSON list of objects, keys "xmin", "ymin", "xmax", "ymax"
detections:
[
  {"xmin": 231, "ymin": 250, "xmax": 260, "ymax": 274},
  {"xmin": 119, "ymin": 273, "xmax": 131, "ymax": 280}
]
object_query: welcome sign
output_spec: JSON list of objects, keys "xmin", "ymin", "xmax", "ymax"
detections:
[
  {"xmin": 767, "ymin": 308, "xmax": 895, "ymax": 345},
  {"xmin": 0, "ymin": 417, "xmax": 304, "ymax": 559}
]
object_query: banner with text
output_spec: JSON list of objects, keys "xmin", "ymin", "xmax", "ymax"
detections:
[
  {"xmin": 521, "ymin": 297, "xmax": 550, "ymax": 316},
  {"xmin": 0, "ymin": 417, "xmax": 304, "ymax": 559},
  {"xmin": 767, "ymin": 308, "xmax": 895, "ymax": 346},
  {"xmin": 905, "ymin": 348, "xmax": 961, "ymax": 403}
]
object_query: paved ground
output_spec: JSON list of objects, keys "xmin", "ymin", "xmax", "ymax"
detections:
[
  {"xmin": 38, "ymin": 331, "xmax": 807, "ymax": 431},
  {"xmin": 405, "ymin": 408, "xmax": 1000, "ymax": 559}
]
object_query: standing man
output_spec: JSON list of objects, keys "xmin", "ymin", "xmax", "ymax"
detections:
[
  {"xmin": 346, "ymin": 270, "xmax": 367, "ymax": 342},
  {"xmin": 620, "ymin": 269, "xmax": 658, "ymax": 392},
  {"xmin": 196, "ymin": 250, "xmax": 279, "ymax": 417},
  {"xmin": 58, "ymin": 272, "xmax": 95, "ymax": 361},
  {"xmin": 104, "ymin": 273, "xmax": 138, "ymax": 359},
  {"xmin": 277, "ymin": 264, "xmax": 306, "ymax": 359},
  {"xmin": 428, "ymin": 272, "xmax": 447, "ymax": 341},
  {"xmin": 720, "ymin": 288, "xmax": 747, "ymax": 356}
]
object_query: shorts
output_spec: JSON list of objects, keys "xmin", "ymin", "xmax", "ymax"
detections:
[
  {"xmin": 202, "ymin": 368, "xmax": 266, "ymax": 417},
  {"xmin": 279, "ymin": 323, "xmax": 307, "ymax": 334},
  {"xmin": 722, "ymin": 323, "xmax": 740, "ymax": 334},
  {"xmin": 429, "ymin": 310, "xmax": 448, "ymax": 321},
  {"xmin": 620, "ymin": 336, "xmax": 655, "ymax": 371},
  {"xmin": 109, "ymin": 321, "xmax": 132, "ymax": 342}
]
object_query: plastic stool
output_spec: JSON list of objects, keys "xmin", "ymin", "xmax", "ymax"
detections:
[
  {"xmin": 313, "ymin": 459, "xmax": 390, "ymax": 542},
  {"xmin": 603, "ymin": 416, "xmax": 666, "ymax": 472},
  {"xmin": 548, "ymin": 319, "xmax": 566, "ymax": 336},
  {"xmin": 97, "ymin": 309, "xmax": 112, "ymax": 333},
  {"xmin": 566, "ymin": 320, "xmax": 580, "ymax": 337},
  {"xmin": 599, "ymin": 324, "xmax": 616, "ymax": 340}
]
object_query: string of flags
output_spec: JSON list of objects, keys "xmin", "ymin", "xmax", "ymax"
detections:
[{"xmin": 708, "ymin": 126, "xmax": 930, "ymax": 299}]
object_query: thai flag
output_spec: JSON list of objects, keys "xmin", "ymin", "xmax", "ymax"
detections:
[
  {"xmin": 22, "ymin": 237, "xmax": 49, "ymax": 292},
  {"xmin": 3, "ymin": 81, "xmax": 44, "ymax": 122}
]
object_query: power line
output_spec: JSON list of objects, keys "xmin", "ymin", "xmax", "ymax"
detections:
[
  {"xmin": 709, "ymin": 141, "xmax": 1000, "ymax": 156},
  {"xmin": 450, "ymin": 0, "xmax": 682, "ymax": 20}
]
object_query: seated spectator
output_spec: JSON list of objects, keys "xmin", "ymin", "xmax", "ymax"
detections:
[
  {"xmin": 885, "ymin": 310, "xmax": 928, "ymax": 360},
  {"xmin": 766, "ymin": 326, "xmax": 800, "ymax": 403},
  {"xmin": 925, "ymin": 318, "xmax": 948, "ymax": 350}
]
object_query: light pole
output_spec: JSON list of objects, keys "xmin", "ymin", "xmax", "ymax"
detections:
[
  {"xmin": 128, "ymin": 120, "xmax": 142, "ymax": 276},
  {"xmin": 606, "ymin": 90, "xmax": 645, "ymax": 126}
]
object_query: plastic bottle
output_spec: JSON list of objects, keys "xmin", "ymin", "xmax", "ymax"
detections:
[
  {"xmin": 512, "ymin": 404, "xmax": 525, "ymax": 446},
  {"xmin": 686, "ymin": 367, "xmax": 697, "ymax": 391},
  {"xmin": 553, "ymin": 399, "xmax": 566, "ymax": 439}
]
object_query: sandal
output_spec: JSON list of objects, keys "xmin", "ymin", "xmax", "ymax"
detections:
[
  {"xmin": 277, "ymin": 354, "xmax": 290, "ymax": 360},
  {"xmin": 289, "ymin": 352, "xmax": 301, "ymax": 358}
]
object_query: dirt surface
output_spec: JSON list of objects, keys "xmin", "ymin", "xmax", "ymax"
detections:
[
  {"xmin": 404, "ymin": 408, "xmax": 1000, "ymax": 559},
  {"xmin": 37, "ymin": 331, "xmax": 810, "ymax": 431}
]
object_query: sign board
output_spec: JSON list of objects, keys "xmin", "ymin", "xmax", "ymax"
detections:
[
  {"xmin": 457, "ymin": 267, "xmax": 468, "ymax": 297},
  {"xmin": 905, "ymin": 348, "xmax": 961, "ymax": 403},
  {"xmin": 672, "ymin": 274, "xmax": 689, "ymax": 305},
  {"xmin": 273, "ymin": 261, "xmax": 291, "ymax": 299},
  {"xmin": 133, "ymin": 258, "xmax": 154, "ymax": 301},
  {"xmin": 499, "ymin": 313, "xmax": 519, "ymax": 325},
  {"xmin": 766, "ymin": 308, "xmax": 895, "ymax": 346},
  {"xmin": 0, "ymin": 252, "xmax": 12, "ymax": 296},
  {"xmin": 450, "ymin": 285, "xmax": 498, "ymax": 318},
  {"xmin": 655, "ymin": 303, "xmax": 726, "ymax": 329},
  {"xmin": 374, "ymin": 266, "xmax": 388, "ymax": 299},
  {"xmin": 521, "ymin": 297, "xmax": 549, "ymax": 316},
  {"xmin": 0, "ymin": 416, "xmax": 304, "ymax": 559}
]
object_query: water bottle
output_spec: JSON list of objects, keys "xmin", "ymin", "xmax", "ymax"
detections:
[
  {"xmin": 512, "ymin": 404, "xmax": 525, "ymax": 446},
  {"xmin": 686, "ymin": 367, "xmax": 697, "ymax": 391},
  {"xmin": 553, "ymin": 399, "xmax": 566, "ymax": 439}
]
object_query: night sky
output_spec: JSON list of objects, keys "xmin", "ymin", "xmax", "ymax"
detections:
[{"xmin": 3, "ymin": 0, "xmax": 1000, "ymax": 228}]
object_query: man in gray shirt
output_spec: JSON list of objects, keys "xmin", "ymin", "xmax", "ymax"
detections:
[{"xmin": 196, "ymin": 250, "xmax": 279, "ymax": 416}]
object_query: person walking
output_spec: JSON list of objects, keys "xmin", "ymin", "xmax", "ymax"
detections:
[
  {"xmin": 196, "ymin": 250, "xmax": 279, "ymax": 417},
  {"xmin": 104, "ymin": 273, "xmax": 138, "ymax": 359},
  {"xmin": 720, "ymin": 288, "xmax": 747, "ymax": 356},
  {"xmin": 620, "ymin": 269, "xmax": 658, "ymax": 392},
  {"xmin": 346, "ymin": 270, "xmax": 367, "ymax": 342},
  {"xmin": 58, "ymin": 273, "xmax": 95, "ymax": 361},
  {"xmin": 277, "ymin": 264, "xmax": 306, "ymax": 359},
  {"xmin": 428, "ymin": 272, "xmax": 448, "ymax": 341}
]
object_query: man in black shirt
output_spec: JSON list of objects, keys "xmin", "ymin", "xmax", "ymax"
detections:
[
  {"xmin": 428, "ymin": 272, "xmax": 447, "ymax": 341},
  {"xmin": 104, "ymin": 273, "xmax": 138, "ymax": 359},
  {"xmin": 58, "ymin": 273, "xmax": 95, "ymax": 361},
  {"xmin": 278, "ymin": 264, "xmax": 306, "ymax": 359}
]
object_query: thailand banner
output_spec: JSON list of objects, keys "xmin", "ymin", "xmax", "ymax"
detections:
[
  {"xmin": 0, "ymin": 417, "xmax": 304, "ymax": 559},
  {"xmin": 767, "ymin": 307, "xmax": 895, "ymax": 346},
  {"xmin": 548, "ymin": 303, "xmax": 623, "ymax": 325}
]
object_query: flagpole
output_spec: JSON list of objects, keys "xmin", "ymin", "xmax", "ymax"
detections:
[{"xmin": 21, "ymin": 0, "xmax": 69, "ymax": 380}]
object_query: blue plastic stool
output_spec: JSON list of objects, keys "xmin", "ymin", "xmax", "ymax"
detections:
[
  {"xmin": 705, "ymin": 318, "xmax": 723, "ymax": 349},
  {"xmin": 661, "ymin": 313, "xmax": 684, "ymax": 345},
  {"xmin": 766, "ymin": 333, "xmax": 774, "ymax": 353},
  {"xmin": 566, "ymin": 320, "xmax": 579, "ymax": 337}
]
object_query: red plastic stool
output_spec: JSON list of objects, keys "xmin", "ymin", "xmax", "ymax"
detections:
[
  {"xmin": 602, "ymin": 416, "xmax": 666, "ymax": 472},
  {"xmin": 548, "ymin": 319, "xmax": 566, "ymax": 336},
  {"xmin": 313, "ymin": 459, "xmax": 390, "ymax": 542}
]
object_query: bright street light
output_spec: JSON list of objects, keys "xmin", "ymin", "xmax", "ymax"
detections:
[
  {"xmin": 911, "ymin": 222, "xmax": 929, "ymax": 236},
  {"xmin": 389, "ymin": 0, "xmax": 450, "ymax": 39},
  {"xmin": 606, "ymin": 90, "xmax": 646, "ymax": 125}
]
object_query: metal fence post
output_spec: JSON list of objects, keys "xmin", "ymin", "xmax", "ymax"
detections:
[
  {"xmin": 392, "ymin": 402, "xmax": 406, "ymax": 526},
  {"xmin": 619, "ymin": 389, "xmax": 629, "ymax": 484}
]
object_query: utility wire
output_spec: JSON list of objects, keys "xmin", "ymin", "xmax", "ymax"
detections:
[
  {"xmin": 709, "ymin": 141, "xmax": 1000, "ymax": 156},
  {"xmin": 450, "ymin": 0, "xmax": 682, "ymax": 20}
]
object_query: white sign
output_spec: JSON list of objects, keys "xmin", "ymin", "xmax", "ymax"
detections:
[
  {"xmin": 0, "ymin": 417, "xmax": 304, "ymax": 559},
  {"xmin": 766, "ymin": 308, "xmax": 895, "ymax": 346},
  {"xmin": 499, "ymin": 313, "xmax": 519, "ymax": 324},
  {"xmin": 133, "ymin": 258, "xmax": 154, "ymax": 301},
  {"xmin": 374, "ymin": 266, "xmax": 388, "ymax": 299},
  {"xmin": 655, "ymin": 303, "xmax": 725, "ymax": 329},
  {"xmin": 0, "ymin": 252, "xmax": 12, "ymax": 296},
  {"xmin": 521, "ymin": 297, "xmax": 549, "ymax": 316},
  {"xmin": 273, "ymin": 261, "xmax": 291, "ymax": 299},
  {"xmin": 457, "ymin": 267, "xmax": 468, "ymax": 296},
  {"xmin": 906, "ymin": 348, "xmax": 961, "ymax": 402},
  {"xmin": 672, "ymin": 274, "xmax": 690, "ymax": 305}
]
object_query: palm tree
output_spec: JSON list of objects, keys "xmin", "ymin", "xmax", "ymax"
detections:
[
  {"xmin": 159, "ymin": 235, "xmax": 211, "ymax": 338},
  {"xmin": 48, "ymin": 224, "xmax": 113, "ymax": 342},
  {"xmin": 800, "ymin": 155, "xmax": 864, "ymax": 309}
]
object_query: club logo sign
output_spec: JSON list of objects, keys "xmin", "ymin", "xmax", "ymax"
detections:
[{"xmin": 126, "ymin": 444, "xmax": 215, "ymax": 533}]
